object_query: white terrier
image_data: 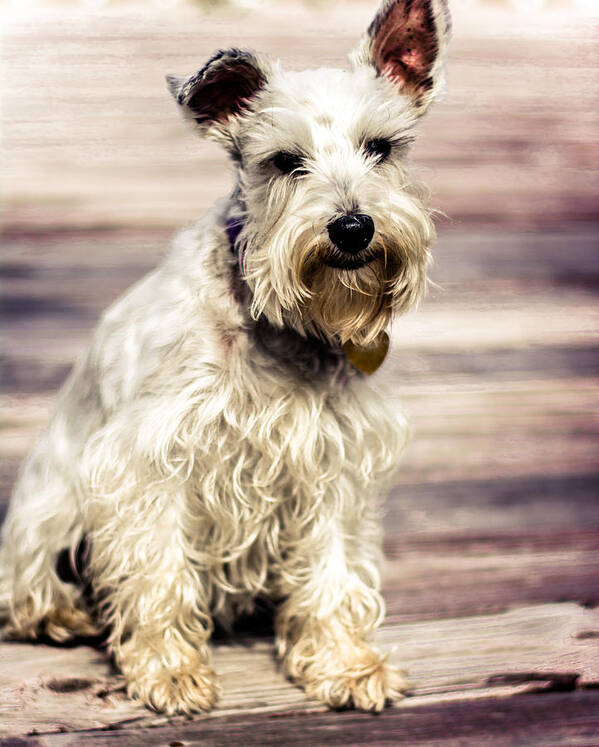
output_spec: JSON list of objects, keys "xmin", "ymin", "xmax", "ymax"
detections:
[{"xmin": 1, "ymin": 0, "xmax": 450, "ymax": 715}]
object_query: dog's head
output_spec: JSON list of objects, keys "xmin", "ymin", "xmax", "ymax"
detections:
[{"xmin": 168, "ymin": 0, "xmax": 451, "ymax": 346}]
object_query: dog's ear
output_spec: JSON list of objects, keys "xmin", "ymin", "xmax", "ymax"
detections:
[
  {"xmin": 166, "ymin": 48, "xmax": 269, "ymax": 143},
  {"xmin": 351, "ymin": 0, "xmax": 451, "ymax": 115}
]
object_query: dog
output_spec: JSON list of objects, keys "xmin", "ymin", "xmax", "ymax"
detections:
[{"xmin": 0, "ymin": 0, "xmax": 450, "ymax": 715}]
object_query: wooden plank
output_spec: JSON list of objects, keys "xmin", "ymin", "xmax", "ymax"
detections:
[
  {"xmin": 1, "ymin": 602, "xmax": 598, "ymax": 738},
  {"xmin": 28, "ymin": 691, "xmax": 599, "ymax": 747},
  {"xmin": 383, "ymin": 531, "xmax": 599, "ymax": 621}
]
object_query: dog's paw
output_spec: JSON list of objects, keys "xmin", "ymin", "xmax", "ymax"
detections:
[
  {"xmin": 43, "ymin": 605, "xmax": 100, "ymax": 642},
  {"xmin": 304, "ymin": 657, "xmax": 406, "ymax": 712},
  {"xmin": 282, "ymin": 631, "xmax": 407, "ymax": 712},
  {"xmin": 126, "ymin": 661, "xmax": 220, "ymax": 715},
  {"xmin": 127, "ymin": 663, "xmax": 220, "ymax": 715},
  {"xmin": 119, "ymin": 644, "xmax": 220, "ymax": 715}
]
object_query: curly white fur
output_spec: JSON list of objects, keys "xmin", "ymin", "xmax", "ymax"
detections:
[{"xmin": 0, "ymin": 0, "xmax": 450, "ymax": 715}]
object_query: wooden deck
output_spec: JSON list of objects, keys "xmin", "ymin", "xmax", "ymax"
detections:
[{"xmin": 1, "ymin": 2, "xmax": 598, "ymax": 744}]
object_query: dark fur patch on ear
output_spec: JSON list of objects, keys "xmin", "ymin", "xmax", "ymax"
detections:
[
  {"xmin": 369, "ymin": 0, "xmax": 441, "ymax": 100},
  {"xmin": 178, "ymin": 49, "xmax": 266, "ymax": 126}
]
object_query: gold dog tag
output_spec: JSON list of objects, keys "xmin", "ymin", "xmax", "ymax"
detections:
[{"xmin": 343, "ymin": 332, "xmax": 389, "ymax": 375}]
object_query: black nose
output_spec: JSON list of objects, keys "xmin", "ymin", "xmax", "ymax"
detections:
[{"xmin": 327, "ymin": 213, "xmax": 375, "ymax": 254}]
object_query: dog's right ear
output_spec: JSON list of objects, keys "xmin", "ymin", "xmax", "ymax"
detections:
[{"xmin": 166, "ymin": 48, "xmax": 269, "ymax": 144}]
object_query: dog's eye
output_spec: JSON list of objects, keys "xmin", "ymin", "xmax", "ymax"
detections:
[
  {"xmin": 272, "ymin": 151, "xmax": 305, "ymax": 175},
  {"xmin": 364, "ymin": 138, "xmax": 392, "ymax": 162}
]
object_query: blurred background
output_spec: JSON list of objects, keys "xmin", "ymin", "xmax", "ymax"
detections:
[{"xmin": 1, "ymin": 0, "xmax": 598, "ymax": 617}]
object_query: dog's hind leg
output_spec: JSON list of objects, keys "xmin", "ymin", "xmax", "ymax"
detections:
[{"xmin": 0, "ymin": 435, "xmax": 98, "ymax": 642}]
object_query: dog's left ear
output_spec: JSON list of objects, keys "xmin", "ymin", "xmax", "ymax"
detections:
[
  {"xmin": 351, "ymin": 0, "xmax": 451, "ymax": 115},
  {"xmin": 166, "ymin": 48, "xmax": 270, "ymax": 145}
]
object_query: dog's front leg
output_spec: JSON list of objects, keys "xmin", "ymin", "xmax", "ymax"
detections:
[
  {"xmin": 89, "ymin": 494, "xmax": 219, "ymax": 715},
  {"xmin": 274, "ymin": 510, "xmax": 406, "ymax": 712}
]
